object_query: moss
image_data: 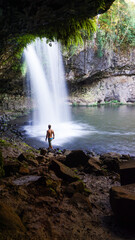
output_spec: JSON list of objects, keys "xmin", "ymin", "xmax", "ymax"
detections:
[
  {"xmin": 49, "ymin": 188, "xmax": 57, "ymax": 195},
  {"xmin": 75, "ymin": 179, "xmax": 91, "ymax": 195},
  {"xmin": 46, "ymin": 179, "xmax": 59, "ymax": 190},
  {"xmin": 0, "ymin": 139, "xmax": 11, "ymax": 147}
]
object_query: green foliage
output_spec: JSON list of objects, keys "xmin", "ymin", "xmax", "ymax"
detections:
[
  {"xmin": 64, "ymin": 0, "xmax": 135, "ymax": 58},
  {"xmin": 0, "ymin": 139, "xmax": 10, "ymax": 147},
  {"xmin": 2, "ymin": 17, "xmax": 96, "ymax": 73},
  {"xmin": 97, "ymin": 0, "xmax": 135, "ymax": 53}
]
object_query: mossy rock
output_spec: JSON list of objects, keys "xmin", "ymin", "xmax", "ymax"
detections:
[
  {"xmin": 65, "ymin": 180, "xmax": 91, "ymax": 197},
  {"xmin": 46, "ymin": 177, "xmax": 61, "ymax": 195},
  {"xmin": 49, "ymin": 159, "xmax": 79, "ymax": 182},
  {"xmin": 18, "ymin": 152, "xmax": 39, "ymax": 166},
  {"xmin": 0, "ymin": 201, "xmax": 25, "ymax": 233}
]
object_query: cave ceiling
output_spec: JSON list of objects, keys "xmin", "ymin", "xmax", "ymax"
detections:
[{"xmin": 0, "ymin": 0, "xmax": 115, "ymax": 50}]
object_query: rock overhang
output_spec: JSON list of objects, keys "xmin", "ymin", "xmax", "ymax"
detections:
[{"xmin": 0, "ymin": 0, "xmax": 115, "ymax": 50}]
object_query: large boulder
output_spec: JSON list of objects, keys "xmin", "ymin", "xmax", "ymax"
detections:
[
  {"xmin": 110, "ymin": 184, "xmax": 135, "ymax": 223},
  {"xmin": 120, "ymin": 160, "xmax": 135, "ymax": 185},
  {"xmin": 64, "ymin": 150, "xmax": 89, "ymax": 168},
  {"xmin": 49, "ymin": 159, "xmax": 79, "ymax": 182}
]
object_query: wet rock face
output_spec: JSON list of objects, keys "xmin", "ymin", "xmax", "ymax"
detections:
[
  {"xmin": 66, "ymin": 48, "xmax": 135, "ymax": 82},
  {"xmin": 66, "ymin": 48, "xmax": 135, "ymax": 105},
  {"xmin": 68, "ymin": 75, "xmax": 135, "ymax": 105},
  {"xmin": 0, "ymin": 76, "xmax": 32, "ymax": 116}
]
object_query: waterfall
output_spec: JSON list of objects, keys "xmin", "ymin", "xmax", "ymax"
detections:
[
  {"xmin": 23, "ymin": 38, "xmax": 88, "ymax": 147},
  {"xmin": 24, "ymin": 38, "xmax": 70, "ymax": 127}
]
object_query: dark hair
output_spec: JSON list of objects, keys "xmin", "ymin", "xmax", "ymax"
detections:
[{"xmin": 48, "ymin": 124, "xmax": 51, "ymax": 129}]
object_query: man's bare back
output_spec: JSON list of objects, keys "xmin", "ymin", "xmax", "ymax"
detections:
[
  {"xmin": 46, "ymin": 125, "xmax": 55, "ymax": 149},
  {"xmin": 46, "ymin": 129, "xmax": 54, "ymax": 139}
]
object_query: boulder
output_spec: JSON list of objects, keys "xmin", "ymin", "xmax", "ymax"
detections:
[
  {"xmin": 0, "ymin": 201, "xmax": 25, "ymax": 232},
  {"xmin": 13, "ymin": 175, "xmax": 41, "ymax": 186},
  {"xmin": 84, "ymin": 156, "xmax": 102, "ymax": 174},
  {"xmin": 110, "ymin": 184, "xmax": 135, "ymax": 222},
  {"xmin": 49, "ymin": 159, "xmax": 79, "ymax": 182},
  {"xmin": 100, "ymin": 152, "xmax": 121, "ymax": 173},
  {"xmin": 18, "ymin": 152, "xmax": 39, "ymax": 166},
  {"xmin": 120, "ymin": 161, "xmax": 135, "ymax": 185},
  {"xmin": 64, "ymin": 150, "xmax": 89, "ymax": 168}
]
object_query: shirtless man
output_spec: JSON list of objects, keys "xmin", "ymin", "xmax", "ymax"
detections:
[{"xmin": 45, "ymin": 125, "xmax": 55, "ymax": 149}]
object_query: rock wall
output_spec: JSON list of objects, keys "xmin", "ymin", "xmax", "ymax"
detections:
[
  {"xmin": 68, "ymin": 75, "xmax": 135, "ymax": 105},
  {"xmin": 0, "ymin": 76, "xmax": 32, "ymax": 118},
  {"xmin": 66, "ymin": 46, "xmax": 135, "ymax": 105}
]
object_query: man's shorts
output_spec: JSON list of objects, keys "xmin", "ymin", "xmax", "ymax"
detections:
[{"xmin": 48, "ymin": 137, "xmax": 53, "ymax": 146}]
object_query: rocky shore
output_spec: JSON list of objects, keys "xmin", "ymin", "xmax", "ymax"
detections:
[{"xmin": 0, "ymin": 124, "xmax": 135, "ymax": 240}]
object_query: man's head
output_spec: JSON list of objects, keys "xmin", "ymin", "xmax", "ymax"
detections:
[{"xmin": 48, "ymin": 124, "xmax": 51, "ymax": 129}]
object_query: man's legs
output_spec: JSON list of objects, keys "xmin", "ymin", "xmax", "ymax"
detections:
[{"xmin": 49, "ymin": 139, "xmax": 53, "ymax": 149}]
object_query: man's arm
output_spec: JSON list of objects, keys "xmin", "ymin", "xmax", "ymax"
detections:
[
  {"xmin": 45, "ymin": 131, "xmax": 48, "ymax": 141},
  {"xmin": 52, "ymin": 130, "xmax": 55, "ymax": 139}
]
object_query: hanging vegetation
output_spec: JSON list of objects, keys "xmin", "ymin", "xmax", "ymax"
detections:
[
  {"xmin": 64, "ymin": 0, "xmax": 135, "ymax": 58},
  {"xmin": 0, "ymin": 0, "xmax": 115, "ymax": 78}
]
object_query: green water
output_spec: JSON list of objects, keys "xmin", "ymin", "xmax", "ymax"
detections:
[
  {"xmin": 19, "ymin": 105, "xmax": 135, "ymax": 155},
  {"xmin": 67, "ymin": 105, "xmax": 135, "ymax": 155}
]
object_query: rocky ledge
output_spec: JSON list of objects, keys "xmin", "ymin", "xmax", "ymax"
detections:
[{"xmin": 0, "ymin": 137, "xmax": 135, "ymax": 240}]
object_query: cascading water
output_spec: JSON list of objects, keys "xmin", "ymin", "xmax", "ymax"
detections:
[
  {"xmin": 24, "ymin": 38, "xmax": 70, "ymax": 126},
  {"xmin": 24, "ymin": 38, "xmax": 90, "ymax": 147}
]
